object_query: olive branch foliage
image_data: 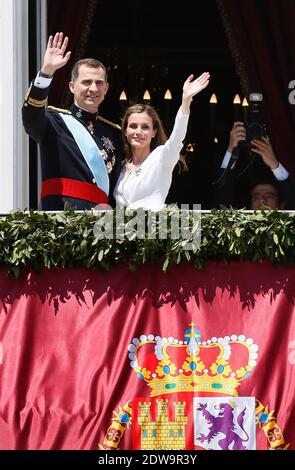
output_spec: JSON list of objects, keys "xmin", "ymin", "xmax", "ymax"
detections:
[{"xmin": 1, "ymin": 207, "xmax": 295, "ymax": 277}]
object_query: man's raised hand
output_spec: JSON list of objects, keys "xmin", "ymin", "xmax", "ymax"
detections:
[{"xmin": 41, "ymin": 32, "xmax": 71, "ymax": 76}]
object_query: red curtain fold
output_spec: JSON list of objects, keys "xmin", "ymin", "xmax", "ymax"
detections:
[
  {"xmin": 47, "ymin": 0, "xmax": 98, "ymax": 107},
  {"xmin": 0, "ymin": 261, "xmax": 294, "ymax": 450},
  {"xmin": 217, "ymin": 0, "xmax": 295, "ymax": 173}
]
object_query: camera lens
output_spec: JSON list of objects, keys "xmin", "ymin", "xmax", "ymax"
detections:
[
  {"xmin": 246, "ymin": 121, "xmax": 266, "ymax": 140},
  {"xmin": 244, "ymin": 92, "xmax": 267, "ymax": 143}
]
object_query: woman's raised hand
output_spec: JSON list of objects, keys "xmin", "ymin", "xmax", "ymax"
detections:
[{"xmin": 182, "ymin": 72, "xmax": 210, "ymax": 101}]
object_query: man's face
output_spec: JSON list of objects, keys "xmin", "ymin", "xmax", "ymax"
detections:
[
  {"xmin": 250, "ymin": 184, "xmax": 280, "ymax": 210},
  {"xmin": 69, "ymin": 64, "xmax": 109, "ymax": 113}
]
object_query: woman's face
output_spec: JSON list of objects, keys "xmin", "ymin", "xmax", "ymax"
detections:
[{"xmin": 125, "ymin": 112, "xmax": 156, "ymax": 152}]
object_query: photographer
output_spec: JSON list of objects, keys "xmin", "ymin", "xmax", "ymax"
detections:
[{"xmin": 214, "ymin": 121, "xmax": 295, "ymax": 210}]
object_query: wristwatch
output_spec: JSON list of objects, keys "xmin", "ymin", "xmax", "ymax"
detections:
[{"xmin": 39, "ymin": 71, "xmax": 53, "ymax": 79}]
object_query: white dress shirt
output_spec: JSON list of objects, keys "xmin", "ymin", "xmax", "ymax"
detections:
[
  {"xmin": 221, "ymin": 150, "xmax": 289, "ymax": 181},
  {"xmin": 114, "ymin": 108, "xmax": 189, "ymax": 211},
  {"xmin": 34, "ymin": 72, "xmax": 53, "ymax": 88}
]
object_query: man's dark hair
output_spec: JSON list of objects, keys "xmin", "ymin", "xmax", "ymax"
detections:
[
  {"xmin": 247, "ymin": 177, "xmax": 282, "ymax": 207},
  {"xmin": 71, "ymin": 58, "xmax": 108, "ymax": 82}
]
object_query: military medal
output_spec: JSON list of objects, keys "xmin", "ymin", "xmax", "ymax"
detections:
[{"xmin": 87, "ymin": 121, "xmax": 94, "ymax": 134}]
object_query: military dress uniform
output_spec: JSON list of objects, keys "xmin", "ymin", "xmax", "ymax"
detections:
[{"xmin": 22, "ymin": 78, "xmax": 122, "ymax": 210}]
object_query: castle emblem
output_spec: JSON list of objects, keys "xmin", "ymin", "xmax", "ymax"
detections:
[{"xmin": 138, "ymin": 399, "xmax": 188, "ymax": 450}]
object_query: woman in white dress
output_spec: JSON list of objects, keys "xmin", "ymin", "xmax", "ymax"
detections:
[{"xmin": 114, "ymin": 72, "xmax": 210, "ymax": 211}]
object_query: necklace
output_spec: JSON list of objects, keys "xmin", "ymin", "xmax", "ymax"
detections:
[{"xmin": 125, "ymin": 161, "xmax": 142, "ymax": 176}]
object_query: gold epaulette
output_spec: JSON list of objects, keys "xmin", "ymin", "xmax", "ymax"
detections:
[
  {"xmin": 47, "ymin": 106, "xmax": 72, "ymax": 115},
  {"xmin": 96, "ymin": 115, "xmax": 121, "ymax": 130}
]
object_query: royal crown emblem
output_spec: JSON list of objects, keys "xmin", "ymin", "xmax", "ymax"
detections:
[{"xmin": 128, "ymin": 323, "xmax": 259, "ymax": 397}]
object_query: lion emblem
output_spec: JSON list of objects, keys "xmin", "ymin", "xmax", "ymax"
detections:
[{"xmin": 196, "ymin": 401, "xmax": 250, "ymax": 450}]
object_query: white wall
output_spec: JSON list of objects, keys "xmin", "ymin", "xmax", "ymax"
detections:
[
  {"xmin": 0, "ymin": 0, "xmax": 47, "ymax": 212},
  {"xmin": 0, "ymin": 0, "xmax": 29, "ymax": 212},
  {"xmin": 0, "ymin": 0, "xmax": 15, "ymax": 212}
]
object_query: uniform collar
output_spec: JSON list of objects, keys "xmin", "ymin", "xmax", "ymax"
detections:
[{"xmin": 70, "ymin": 103, "xmax": 98, "ymax": 123}]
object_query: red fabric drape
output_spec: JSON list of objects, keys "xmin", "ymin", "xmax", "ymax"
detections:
[
  {"xmin": 217, "ymin": 0, "xmax": 295, "ymax": 173},
  {"xmin": 47, "ymin": 0, "xmax": 98, "ymax": 106},
  {"xmin": 0, "ymin": 261, "xmax": 294, "ymax": 450}
]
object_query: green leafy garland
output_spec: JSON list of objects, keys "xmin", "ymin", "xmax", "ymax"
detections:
[{"xmin": 1, "ymin": 207, "xmax": 295, "ymax": 277}]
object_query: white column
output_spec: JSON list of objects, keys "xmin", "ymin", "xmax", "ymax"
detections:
[
  {"xmin": 14, "ymin": 0, "xmax": 30, "ymax": 210},
  {"xmin": 0, "ymin": 0, "xmax": 15, "ymax": 212},
  {"xmin": 0, "ymin": 0, "xmax": 29, "ymax": 212},
  {"xmin": 36, "ymin": 0, "xmax": 48, "ymax": 203}
]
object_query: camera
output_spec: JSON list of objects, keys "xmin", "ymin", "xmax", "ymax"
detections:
[{"xmin": 244, "ymin": 92, "xmax": 267, "ymax": 143}]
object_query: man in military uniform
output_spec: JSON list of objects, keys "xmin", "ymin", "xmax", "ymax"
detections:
[{"xmin": 22, "ymin": 32, "xmax": 122, "ymax": 210}]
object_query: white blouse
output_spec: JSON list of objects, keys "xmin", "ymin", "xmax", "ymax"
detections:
[{"xmin": 114, "ymin": 108, "xmax": 189, "ymax": 211}]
